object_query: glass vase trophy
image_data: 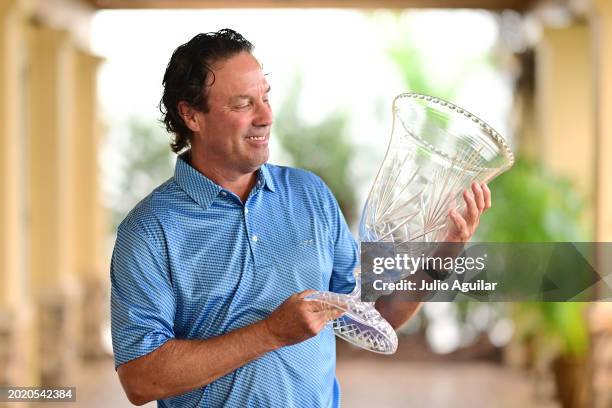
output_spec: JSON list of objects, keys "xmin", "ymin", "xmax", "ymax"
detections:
[{"xmin": 307, "ymin": 93, "xmax": 515, "ymax": 354}]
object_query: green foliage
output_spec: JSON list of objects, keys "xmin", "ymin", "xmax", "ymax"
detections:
[
  {"xmin": 514, "ymin": 302, "xmax": 589, "ymax": 358},
  {"xmin": 383, "ymin": 12, "xmax": 493, "ymax": 101},
  {"xmin": 542, "ymin": 302, "xmax": 589, "ymax": 357},
  {"xmin": 476, "ymin": 158, "xmax": 589, "ymax": 357},
  {"xmin": 389, "ymin": 42, "xmax": 456, "ymax": 101},
  {"xmin": 274, "ymin": 75, "xmax": 357, "ymax": 224},
  {"xmin": 475, "ymin": 159, "xmax": 585, "ymax": 242},
  {"xmin": 111, "ymin": 118, "xmax": 174, "ymax": 228}
]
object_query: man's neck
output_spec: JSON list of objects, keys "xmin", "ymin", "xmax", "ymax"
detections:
[{"xmin": 187, "ymin": 150, "xmax": 258, "ymax": 203}]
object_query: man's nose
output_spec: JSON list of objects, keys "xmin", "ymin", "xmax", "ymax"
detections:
[{"xmin": 253, "ymin": 100, "xmax": 273, "ymax": 127}]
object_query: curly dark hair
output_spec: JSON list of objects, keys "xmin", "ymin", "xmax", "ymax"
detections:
[{"xmin": 160, "ymin": 29, "xmax": 254, "ymax": 153}]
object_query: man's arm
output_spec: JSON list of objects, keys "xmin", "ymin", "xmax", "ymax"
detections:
[
  {"xmin": 117, "ymin": 290, "xmax": 342, "ymax": 405},
  {"xmin": 374, "ymin": 242, "xmax": 463, "ymax": 328},
  {"xmin": 374, "ymin": 182, "xmax": 491, "ymax": 329},
  {"xmin": 374, "ymin": 299, "xmax": 423, "ymax": 330}
]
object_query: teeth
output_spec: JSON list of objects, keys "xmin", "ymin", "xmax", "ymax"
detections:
[{"xmin": 247, "ymin": 136, "xmax": 265, "ymax": 140}]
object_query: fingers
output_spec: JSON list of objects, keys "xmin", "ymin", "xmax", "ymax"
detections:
[
  {"xmin": 450, "ymin": 209, "xmax": 470, "ymax": 241},
  {"xmin": 270, "ymin": 290, "xmax": 345, "ymax": 345},
  {"xmin": 298, "ymin": 291, "xmax": 343, "ymax": 319},
  {"xmin": 297, "ymin": 289, "xmax": 317, "ymax": 301},
  {"xmin": 310, "ymin": 299, "xmax": 341, "ymax": 314},
  {"xmin": 471, "ymin": 182, "xmax": 485, "ymax": 212},
  {"xmin": 463, "ymin": 189, "xmax": 479, "ymax": 226},
  {"xmin": 321, "ymin": 306, "xmax": 345, "ymax": 321},
  {"xmin": 306, "ymin": 295, "xmax": 344, "ymax": 319},
  {"xmin": 446, "ymin": 182, "xmax": 491, "ymax": 243},
  {"xmin": 482, "ymin": 183, "xmax": 491, "ymax": 210},
  {"xmin": 297, "ymin": 289, "xmax": 316, "ymax": 298},
  {"xmin": 463, "ymin": 182, "xmax": 489, "ymax": 225}
]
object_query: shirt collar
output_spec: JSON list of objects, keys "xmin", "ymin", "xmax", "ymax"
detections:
[
  {"xmin": 174, "ymin": 152, "xmax": 221, "ymax": 210},
  {"xmin": 174, "ymin": 151, "xmax": 275, "ymax": 210},
  {"xmin": 258, "ymin": 162, "xmax": 276, "ymax": 193}
]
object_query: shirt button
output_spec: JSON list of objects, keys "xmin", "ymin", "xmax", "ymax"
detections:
[
  {"xmin": 252, "ymin": 235, "xmax": 258, "ymax": 242},
  {"xmin": 220, "ymin": 191, "xmax": 227, "ymax": 197},
  {"xmin": 244, "ymin": 207, "xmax": 249, "ymax": 214}
]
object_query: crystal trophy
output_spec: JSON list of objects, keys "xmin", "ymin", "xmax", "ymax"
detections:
[{"xmin": 308, "ymin": 93, "xmax": 515, "ymax": 354}]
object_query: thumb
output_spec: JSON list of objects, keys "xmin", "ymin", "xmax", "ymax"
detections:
[{"xmin": 297, "ymin": 289, "xmax": 318, "ymax": 300}]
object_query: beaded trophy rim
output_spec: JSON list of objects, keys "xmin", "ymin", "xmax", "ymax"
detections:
[{"xmin": 393, "ymin": 92, "xmax": 516, "ymax": 171}]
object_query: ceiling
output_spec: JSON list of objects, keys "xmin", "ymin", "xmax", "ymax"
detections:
[{"xmin": 84, "ymin": 0, "xmax": 536, "ymax": 11}]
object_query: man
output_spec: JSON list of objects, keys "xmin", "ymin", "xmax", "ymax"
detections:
[{"xmin": 110, "ymin": 29, "xmax": 491, "ymax": 407}]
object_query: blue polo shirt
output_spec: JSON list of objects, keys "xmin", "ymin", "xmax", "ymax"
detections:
[{"xmin": 110, "ymin": 153, "xmax": 358, "ymax": 407}]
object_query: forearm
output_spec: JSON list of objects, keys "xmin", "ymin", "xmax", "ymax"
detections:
[
  {"xmin": 373, "ymin": 268, "xmax": 431, "ymax": 329},
  {"xmin": 118, "ymin": 319, "xmax": 278, "ymax": 405},
  {"xmin": 375, "ymin": 299, "xmax": 422, "ymax": 329},
  {"xmin": 374, "ymin": 243, "xmax": 465, "ymax": 329}
]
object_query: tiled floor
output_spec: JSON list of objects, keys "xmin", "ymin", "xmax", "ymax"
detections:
[
  {"xmin": 336, "ymin": 358, "xmax": 559, "ymax": 408},
  {"xmin": 25, "ymin": 356, "xmax": 557, "ymax": 408}
]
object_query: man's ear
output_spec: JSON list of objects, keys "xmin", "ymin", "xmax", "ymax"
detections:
[{"xmin": 178, "ymin": 101, "xmax": 204, "ymax": 134}]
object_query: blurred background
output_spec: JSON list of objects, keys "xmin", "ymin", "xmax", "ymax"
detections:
[{"xmin": 1, "ymin": 0, "xmax": 611, "ymax": 407}]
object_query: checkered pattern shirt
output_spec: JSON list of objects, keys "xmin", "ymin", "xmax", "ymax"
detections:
[{"xmin": 110, "ymin": 153, "xmax": 358, "ymax": 407}]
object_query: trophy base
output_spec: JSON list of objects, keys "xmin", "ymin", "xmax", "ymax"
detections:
[{"xmin": 306, "ymin": 291, "xmax": 398, "ymax": 354}]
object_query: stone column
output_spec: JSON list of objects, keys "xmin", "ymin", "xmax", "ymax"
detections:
[
  {"xmin": 535, "ymin": 20, "xmax": 598, "ymax": 408},
  {"xmin": 593, "ymin": 0, "xmax": 612, "ymax": 243},
  {"xmin": 72, "ymin": 49, "xmax": 108, "ymax": 360},
  {"xmin": 590, "ymin": 2, "xmax": 612, "ymax": 407},
  {"xmin": 535, "ymin": 24, "xmax": 595, "ymax": 232},
  {"xmin": 27, "ymin": 24, "xmax": 82, "ymax": 386},
  {"xmin": 0, "ymin": 0, "xmax": 37, "ymax": 387}
]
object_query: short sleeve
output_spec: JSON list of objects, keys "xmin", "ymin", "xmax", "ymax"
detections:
[
  {"xmin": 110, "ymin": 226, "xmax": 176, "ymax": 369},
  {"xmin": 315, "ymin": 177, "xmax": 359, "ymax": 294}
]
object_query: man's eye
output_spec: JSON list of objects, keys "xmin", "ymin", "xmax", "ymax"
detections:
[{"xmin": 234, "ymin": 103, "xmax": 250, "ymax": 109}]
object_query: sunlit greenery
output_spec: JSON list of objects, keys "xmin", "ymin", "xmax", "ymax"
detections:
[
  {"xmin": 477, "ymin": 159, "xmax": 589, "ymax": 358},
  {"xmin": 109, "ymin": 118, "xmax": 174, "ymax": 228},
  {"xmin": 274, "ymin": 74, "xmax": 358, "ymax": 225}
]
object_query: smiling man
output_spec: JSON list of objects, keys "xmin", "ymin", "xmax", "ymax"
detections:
[{"xmin": 110, "ymin": 29, "xmax": 490, "ymax": 407}]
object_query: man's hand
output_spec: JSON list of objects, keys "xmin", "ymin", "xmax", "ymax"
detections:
[
  {"xmin": 376, "ymin": 182, "xmax": 492, "ymax": 330},
  {"xmin": 445, "ymin": 182, "xmax": 491, "ymax": 242},
  {"xmin": 116, "ymin": 289, "xmax": 342, "ymax": 405},
  {"xmin": 264, "ymin": 290, "xmax": 344, "ymax": 348}
]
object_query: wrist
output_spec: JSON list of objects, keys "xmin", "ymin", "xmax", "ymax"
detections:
[{"xmin": 258, "ymin": 318, "xmax": 283, "ymax": 351}]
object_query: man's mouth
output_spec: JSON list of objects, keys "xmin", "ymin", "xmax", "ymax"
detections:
[{"xmin": 246, "ymin": 135, "xmax": 266, "ymax": 141}]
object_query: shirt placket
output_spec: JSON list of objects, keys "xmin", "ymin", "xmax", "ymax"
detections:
[{"xmin": 243, "ymin": 180, "xmax": 263, "ymax": 267}]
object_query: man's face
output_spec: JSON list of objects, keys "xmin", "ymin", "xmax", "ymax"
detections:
[{"xmin": 196, "ymin": 51, "xmax": 272, "ymax": 174}]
